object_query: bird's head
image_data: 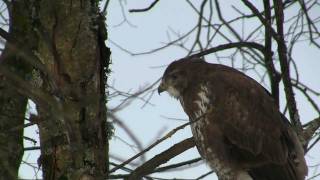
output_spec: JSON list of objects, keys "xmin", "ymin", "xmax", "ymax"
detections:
[
  {"xmin": 158, "ymin": 68, "xmax": 187, "ymax": 98},
  {"xmin": 158, "ymin": 58, "xmax": 202, "ymax": 98}
]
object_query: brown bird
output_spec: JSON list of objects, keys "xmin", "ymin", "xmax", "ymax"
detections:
[{"xmin": 158, "ymin": 58, "xmax": 307, "ymax": 180}]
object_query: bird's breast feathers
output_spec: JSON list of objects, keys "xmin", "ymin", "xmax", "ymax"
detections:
[{"xmin": 180, "ymin": 84, "xmax": 211, "ymax": 120}]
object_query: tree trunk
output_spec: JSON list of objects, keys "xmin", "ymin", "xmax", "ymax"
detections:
[
  {"xmin": 0, "ymin": 1, "xmax": 36, "ymax": 179},
  {"xmin": 36, "ymin": 1, "xmax": 110, "ymax": 179}
]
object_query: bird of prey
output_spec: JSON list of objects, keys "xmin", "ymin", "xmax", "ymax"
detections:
[{"xmin": 158, "ymin": 58, "xmax": 307, "ymax": 180}]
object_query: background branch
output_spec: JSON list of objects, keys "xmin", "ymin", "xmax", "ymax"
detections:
[{"xmin": 129, "ymin": 0, "xmax": 160, "ymax": 13}]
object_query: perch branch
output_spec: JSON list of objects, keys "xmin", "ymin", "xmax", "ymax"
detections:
[
  {"xmin": 109, "ymin": 120, "xmax": 192, "ymax": 173},
  {"xmin": 110, "ymin": 112, "xmax": 207, "ymax": 173},
  {"xmin": 126, "ymin": 137, "xmax": 195, "ymax": 179}
]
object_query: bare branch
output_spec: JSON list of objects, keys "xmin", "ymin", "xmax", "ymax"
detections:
[
  {"xmin": 303, "ymin": 117, "xmax": 320, "ymax": 146},
  {"xmin": 109, "ymin": 120, "xmax": 193, "ymax": 173},
  {"xmin": 127, "ymin": 137, "xmax": 195, "ymax": 179},
  {"xmin": 109, "ymin": 25, "xmax": 197, "ymax": 56},
  {"xmin": 188, "ymin": 0, "xmax": 208, "ymax": 54},
  {"xmin": 241, "ymin": 0, "xmax": 279, "ymax": 42},
  {"xmin": 110, "ymin": 113, "xmax": 146, "ymax": 162},
  {"xmin": 0, "ymin": 65, "xmax": 57, "ymax": 110},
  {"xmin": 188, "ymin": 42, "xmax": 266, "ymax": 58},
  {"xmin": 129, "ymin": 0, "xmax": 160, "ymax": 13},
  {"xmin": 153, "ymin": 157, "xmax": 202, "ymax": 173},
  {"xmin": 0, "ymin": 27, "xmax": 48, "ymax": 74},
  {"xmin": 110, "ymin": 112, "xmax": 208, "ymax": 174},
  {"xmin": 196, "ymin": 170, "xmax": 214, "ymax": 180},
  {"xmin": 297, "ymin": 0, "xmax": 320, "ymax": 48},
  {"xmin": 263, "ymin": 0, "xmax": 281, "ymax": 107},
  {"xmin": 24, "ymin": 146, "xmax": 41, "ymax": 151},
  {"xmin": 273, "ymin": 0, "xmax": 303, "ymax": 134}
]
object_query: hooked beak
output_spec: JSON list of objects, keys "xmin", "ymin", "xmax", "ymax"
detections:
[{"xmin": 158, "ymin": 81, "xmax": 166, "ymax": 95}]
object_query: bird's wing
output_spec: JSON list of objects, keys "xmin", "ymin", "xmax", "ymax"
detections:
[{"xmin": 206, "ymin": 69, "xmax": 292, "ymax": 164}]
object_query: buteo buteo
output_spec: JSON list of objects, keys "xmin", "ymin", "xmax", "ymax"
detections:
[{"xmin": 158, "ymin": 58, "xmax": 307, "ymax": 180}]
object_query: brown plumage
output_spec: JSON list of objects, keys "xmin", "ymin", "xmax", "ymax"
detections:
[{"xmin": 158, "ymin": 58, "xmax": 307, "ymax": 180}]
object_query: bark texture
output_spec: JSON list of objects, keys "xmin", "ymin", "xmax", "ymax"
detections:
[
  {"xmin": 35, "ymin": 1, "xmax": 110, "ymax": 179},
  {"xmin": 0, "ymin": 1, "xmax": 36, "ymax": 179}
]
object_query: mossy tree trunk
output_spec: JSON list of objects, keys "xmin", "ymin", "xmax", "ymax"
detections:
[
  {"xmin": 0, "ymin": 1, "xmax": 36, "ymax": 179},
  {"xmin": 35, "ymin": 1, "xmax": 110, "ymax": 179}
]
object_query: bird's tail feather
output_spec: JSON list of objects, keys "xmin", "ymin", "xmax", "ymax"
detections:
[{"xmin": 248, "ymin": 160, "xmax": 302, "ymax": 180}]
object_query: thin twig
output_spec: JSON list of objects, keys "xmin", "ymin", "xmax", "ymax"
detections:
[
  {"xmin": 129, "ymin": 0, "xmax": 160, "ymax": 13},
  {"xmin": 153, "ymin": 157, "xmax": 202, "ymax": 173}
]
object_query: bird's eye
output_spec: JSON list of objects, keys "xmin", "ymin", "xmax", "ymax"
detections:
[{"xmin": 171, "ymin": 74, "xmax": 178, "ymax": 80}]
